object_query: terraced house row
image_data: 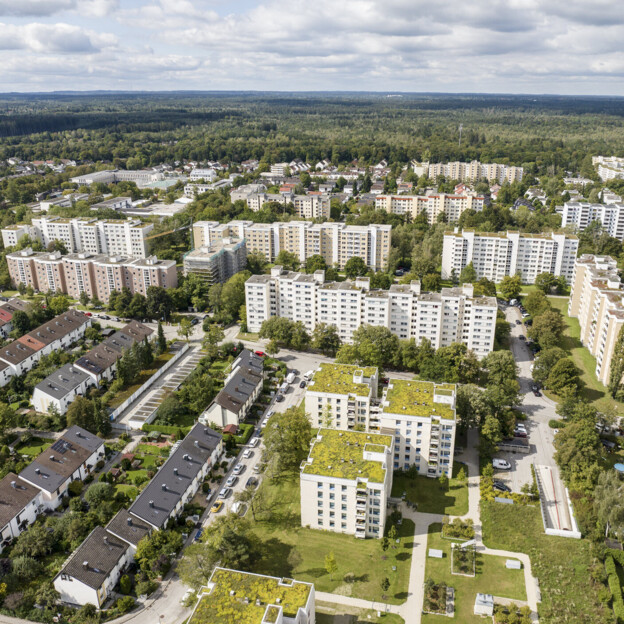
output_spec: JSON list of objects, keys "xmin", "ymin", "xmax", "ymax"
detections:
[{"xmin": 246, "ymin": 267, "xmax": 497, "ymax": 357}]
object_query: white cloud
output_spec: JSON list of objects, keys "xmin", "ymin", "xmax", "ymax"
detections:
[{"xmin": 0, "ymin": 0, "xmax": 118, "ymax": 18}]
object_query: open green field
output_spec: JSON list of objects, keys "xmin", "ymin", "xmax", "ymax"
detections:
[
  {"xmin": 422, "ymin": 522, "xmax": 525, "ymax": 624},
  {"xmin": 237, "ymin": 331, "xmax": 260, "ymax": 342},
  {"xmin": 250, "ymin": 476, "xmax": 413, "ymax": 605},
  {"xmin": 481, "ymin": 501, "xmax": 609, "ymax": 624},
  {"xmin": 16, "ymin": 437, "xmax": 52, "ymax": 456},
  {"xmin": 391, "ymin": 463, "xmax": 468, "ymax": 516},
  {"xmin": 547, "ymin": 297, "xmax": 624, "ymax": 415}
]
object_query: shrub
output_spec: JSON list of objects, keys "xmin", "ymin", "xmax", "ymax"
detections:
[
  {"xmin": 136, "ymin": 579, "xmax": 157, "ymax": 597},
  {"xmin": 67, "ymin": 480, "xmax": 84, "ymax": 497},
  {"xmin": 142, "ymin": 424, "xmax": 192, "ymax": 436},
  {"xmin": 114, "ymin": 596, "xmax": 135, "ymax": 615},
  {"xmin": 119, "ymin": 574, "xmax": 132, "ymax": 595},
  {"xmin": 548, "ymin": 420, "xmax": 565, "ymax": 429}
]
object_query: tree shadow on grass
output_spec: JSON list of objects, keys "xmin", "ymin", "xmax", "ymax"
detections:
[
  {"xmin": 255, "ymin": 537, "xmax": 294, "ymax": 578},
  {"xmin": 395, "ymin": 552, "xmax": 411, "ymax": 561},
  {"xmin": 394, "ymin": 591, "xmax": 409, "ymax": 601},
  {"xmin": 299, "ymin": 566, "xmax": 328, "ymax": 579}
]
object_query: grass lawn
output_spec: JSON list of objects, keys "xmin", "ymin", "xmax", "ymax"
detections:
[
  {"xmin": 107, "ymin": 352, "xmax": 174, "ymax": 409},
  {"xmin": 135, "ymin": 443, "xmax": 164, "ymax": 456},
  {"xmin": 250, "ymin": 476, "xmax": 413, "ymax": 605},
  {"xmin": 125, "ymin": 469, "xmax": 148, "ymax": 484},
  {"xmin": 237, "ymin": 331, "xmax": 260, "ymax": 341},
  {"xmin": 137, "ymin": 454, "xmax": 158, "ymax": 468},
  {"xmin": 481, "ymin": 501, "xmax": 609, "ymax": 624},
  {"xmin": 422, "ymin": 522, "xmax": 525, "ymax": 624},
  {"xmin": 391, "ymin": 463, "xmax": 468, "ymax": 516},
  {"xmin": 316, "ymin": 602, "xmax": 404, "ymax": 624},
  {"xmin": 114, "ymin": 484, "xmax": 139, "ymax": 500},
  {"xmin": 547, "ymin": 297, "xmax": 624, "ymax": 415},
  {"xmin": 16, "ymin": 437, "xmax": 53, "ymax": 456}
]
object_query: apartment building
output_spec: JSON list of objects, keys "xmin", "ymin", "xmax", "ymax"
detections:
[
  {"xmin": 183, "ymin": 238, "xmax": 248, "ymax": 285},
  {"xmin": 90, "ymin": 197, "xmax": 132, "ymax": 212},
  {"xmin": 187, "ymin": 568, "xmax": 315, "ymax": 624},
  {"xmin": 7, "ymin": 248, "xmax": 177, "ymax": 303},
  {"xmin": 592, "ymin": 156, "xmax": 624, "ymax": 182},
  {"xmin": 1, "ymin": 224, "xmax": 32, "ymax": 249},
  {"xmin": 246, "ymin": 268, "xmax": 497, "ymax": 357},
  {"xmin": 0, "ymin": 216, "xmax": 155, "ymax": 257},
  {"xmin": 300, "ymin": 428, "xmax": 392, "ymax": 538},
  {"xmin": 441, "ymin": 229, "xmax": 579, "ymax": 284},
  {"xmin": 412, "ymin": 160, "xmax": 523, "ymax": 183},
  {"xmin": 243, "ymin": 192, "xmax": 331, "ymax": 219},
  {"xmin": 70, "ymin": 169, "xmax": 164, "ymax": 186},
  {"xmin": 193, "ymin": 220, "xmax": 391, "ymax": 271},
  {"xmin": 189, "ymin": 168, "xmax": 217, "ymax": 182},
  {"xmin": 375, "ymin": 193, "xmax": 485, "ymax": 224},
  {"xmin": 305, "ymin": 364, "xmax": 456, "ymax": 477},
  {"xmin": 568, "ymin": 255, "xmax": 624, "ymax": 386},
  {"xmin": 561, "ymin": 202, "xmax": 624, "ymax": 240}
]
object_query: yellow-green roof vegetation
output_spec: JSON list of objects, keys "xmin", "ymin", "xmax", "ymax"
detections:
[
  {"xmin": 189, "ymin": 569, "xmax": 311, "ymax": 624},
  {"xmin": 384, "ymin": 380, "xmax": 455, "ymax": 419},
  {"xmin": 364, "ymin": 443, "xmax": 386, "ymax": 454},
  {"xmin": 309, "ymin": 363, "xmax": 377, "ymax": 397},
  {"xmin": 301, "ymin": 428, "xmax": 391, "ymax": 482}
]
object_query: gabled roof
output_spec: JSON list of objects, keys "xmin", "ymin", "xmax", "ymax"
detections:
[
  {"xmin": 0, "ymin": 340, "xmax": 37, "ymax": 365},
  {"xmin": 0, "ymin": 473, "xmax": 41, "ymax": 530},
  {"xmin": 106, "ymin": 508, "xmax": 151, "ymax": 547},
  {"xmin": 214, "ymin": 368, "xmax": 262, "ymax": 415},
  {"xmin": 34, "ymin": 364, "xmax": 90, "ymax": 400}
]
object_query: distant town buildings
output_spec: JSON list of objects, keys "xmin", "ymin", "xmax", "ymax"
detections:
[
  {"xmin": 193, "ymin": 220, "xmax": 391, "ymax": 271},
  {"xmin": 411, "ymin": 160, "xmax": 523, "ymax": 184},
  {"xmin": 561, "ymin": 202, "xmax": 624, "ymax": 240},
  {"xmin": 246, "ymin": 268, "xmax": 497, "ymax": 357},
  {"xmin": 189, "ymin": 168, "xmax": 217, "ymax": 182},
  {"xmin": 183, "ymin": 238, "xmax": 248, "ymax": 285},
  {"xmin": 441, "ymin": 229, "xmax": 579, "ymax": 284},
  {"xmin": 593, "ymin": 156, "xmax": 624, "ymax": 182},
  {"xmin": 375, "ymin": 193, "xmax": 485, "ymax": 224},
  {"xmin": 70, "ymin": 169, "xmax": 165, "ymax": 186},
  {"xmin": 6, "ymin": 248, "xmax": 177, "ymax": 302}
]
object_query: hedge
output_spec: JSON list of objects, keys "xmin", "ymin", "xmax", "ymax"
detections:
[
  {"xmin": 234, "ymin": 423, "xmax": 254, "ymax": 445},
  {"xmin": 606, "ymin": 554, "xmax": 624, "ymax": 622},
  {"xmin": 141, "ymin": 424, "xmax": 193, "ymax": 436}
]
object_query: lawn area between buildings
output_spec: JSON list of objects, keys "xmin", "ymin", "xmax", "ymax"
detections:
[
  {"xmin": 15, "ymin": 436, "xmax": 53, "ymax": 456},
  {"xmin": 249, "ymin": 476, "xmax": 414, "ymax": 605},
  {"xmin": 316, "ymin": 601, "xmax": 404, "ymax": 624},
  {"xmin": 481, "ymin": 501, "xmax": 610, "ymax": 624},
  {"xmin": 422, "ymin": 522, "xmax": 525, "ymax": 624},
  {"xmin": 547, "ymin": 297, "xmax": 624, "ymax": 415},
  {"xmin": 391, "ymin": 463, "xmax": 468, "ymax": 516}
]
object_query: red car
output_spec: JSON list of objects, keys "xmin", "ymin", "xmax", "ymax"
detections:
[
  {"xmin": 255, "ymin": 351, "xmax": 266, "ymax": 357},
  {"xmin": 85, "ymin": 312, "xmax": 92, "ymax": 317}
]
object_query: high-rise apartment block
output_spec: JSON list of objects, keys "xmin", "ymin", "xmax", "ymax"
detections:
[
  {"xmin": 1, "ymin": 217, "xmax": 154, "ymax": 258},
  {"xmin": 375, "ymin": 193, "xmax": 485, "ymax": 224},
  {"xmin": 568, "ymin": 255, "xmax": 624, "ymax": 386},
  {"xmin": 183, "ymin": 238, "xmax": 248, "ymax": 284},
  {"xmin": 561, "ymin": 202, "xmax": 624, "ymax": 240},
  {"xmin": 246, "ymin": 268, "xmax": 497, "ymax": 357},
  {"xmin": 304, "ymin": 363, "xmax": 456, "ymax": 477},
  {"xmin": 300, "ymin": 428, "xmax": 393, "ymax": 538},
  {"xmin": 193, "ymin": 220, "xmax": 391, "ymax": 271},
  {"xmin": 592, "ymin": 156, "xmax": 624, "ymax": 182},
  {"xmin": 412, "ymin": 160, "xmax": 523, "ymax": 183},
  {"xmin": 6, "ymin": 248, "xmax": 177, "ymax": 302},
  {"xmin": 441, "ymin": 229, "xmax": 579, "ymax": 284}
]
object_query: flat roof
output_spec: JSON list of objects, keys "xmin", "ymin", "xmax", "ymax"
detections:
[
  {"xmin": 189, "ymin": 568, "xmax": 312, "ymax": 624},
  {"xmin": 383, "ymin": 379, "xmax": 455, "ymax": 419},
  {"xmin": 308, "ymin": 363, "xmax": 377, "ymax": 397},
  {"xmin": 301, "ymin": 428, "xmax": 391, "ymax": 482}
]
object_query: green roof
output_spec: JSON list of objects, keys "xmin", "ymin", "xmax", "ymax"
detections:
[
  {"xmin": 309, "ymin": 363, "xmax": 377, "ymax": 397},
  {"xmin": 301, "ymin": 428, "xmax": 391, "ymax": 482},
  {"xmin": 189, "ymin": 569, "xmax": 311, "ymax": 624},
  {"xmin": 383, "ymin": 379, "xmax": 456, "ymax": 419}
]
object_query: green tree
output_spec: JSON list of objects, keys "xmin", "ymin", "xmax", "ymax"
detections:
[
  {"xmin": 546, "ymin": 358, "xmax": 580, "ymax": 394},
  {"xmin": 422, "ymin": 273, "xmax": 441, "ymax": 292},
  {"xmin": 66, "ymin": 395, "xmax": 109, "ymax": 435},
  {"xmin": 177, "ymin": 318, "xmax": 193, "ymax": 343},
  {"xmin": 263, "ymin": 406, "xmax": 312, "ymax": 474},
  {"xmin": 455, "ymin": 384, "xmax": 492, "ymax": 431},
  {"xmin": 79, "ymin": 291, "xmax": 90, "ymax": 307},
  {"xmin": 609, "ymin": 326, "xmax": 624, "ymax": 398},
  {"xmin": 275, "ymin": 250, "xmax": 300, "ymax": 271},
  {"xmin": 176, "ymin": 543, "xmax": 219, "ymax": 590},
  {"xmin": 204, "ymin": 323, "xmax": 225, "ymax": 348},
  {"xmin": 381, "ymin": 577, "xmax": 390, "ymax": 596},
  {"xmin": 11, "ymin": 524, "xmax": 53, "ymax": 558},
  {"xmin": 554, "ymin": 420, "xmax": 601, "ymax": 493},
  {"xmin": 325, "ymin": 551, "xmax": 338, "ymax": 581},
  {"xmin": 11, "ymin": 310, "xmax": 30, "ymax": 336},
  {"xmin": 305, "ymin": 255, "xmax": 327, "ymax": 273},
  {"xmin": 534, "ymin": 272, "xmax": 559, "ymax": 294},
  {"xmin": 220, "ymin": 271, "xmax": 251, "ymax": 322},
  {"xmin": 594, "ymin": 471, "xmax": 624, "ymax": 540},
  {"xmin": 128, "ymin": 293, "xmax": 147, "ymax": 319},
  {"xmin": 312, "ymin": 323, "xmax": 342, "ymax": 356},
  {"xmin": 532, "ymin": 347, "xmax": 566, "ymax": 386},
  {"xmin": 85, "ymin": 482, "xmax": 114, "ymax": 508},
  {"xmin": 498, "ymin": 275, "xmax": 522, "ymax": 301},
  {"xmin": 529, "ymin": 310, "xmax": 565, "ymax": 349},
  {"xmin": 0, "ymin": 402, "xmax": 16, "ymax": 437},
  {"xmin": 146, "ymin": 286, "xmax": 173, "ymax": 321},
  {"xmin": 344, "ymin": 256, "xmax": 368, "ymax": 278},
  {"xmin": 459, "ymin": 262, "xmax": 477, "ymax": 284},
  {"xmin": 523, "ymin": 290, "xmax": 551, "ymax": 317},
  {"xmin": 156, "ymin": 321, "xmax": 167, "ymax": 354},
  {"xmin": 474, "ymin": 277, "xmax": 497, "ymax": 297}
]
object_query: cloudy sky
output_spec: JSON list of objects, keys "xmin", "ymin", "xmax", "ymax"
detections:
[{"xmin": 0, "ymin": 0, "xmax": 622, "ymax": 94}]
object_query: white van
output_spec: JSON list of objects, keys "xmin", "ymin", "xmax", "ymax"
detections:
[
  {"xmin": 492, "ymin": 459, "xmax": 511, "ymax": 470},
  {"xmin": 249, "ymin": 437, "xmax": 260, "ymax": 448},
  {"xmin": 286, "ymin": 372, "xmax": 296, "ymax": 384},
  {"xmin": 303, "ymin": 370, "xmax": 314, "ymax": 381}
]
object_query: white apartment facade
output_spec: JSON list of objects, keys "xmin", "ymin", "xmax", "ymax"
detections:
[
  {"xmin": 568, "ymin": 255, "xmax": 624, "ymax": 386},
  {"xmin": 189, "ymin": 168, "xmax": 217, "ymax": 182},
  {"xmin": 412, "ymin": 160, "xmax": 523, "ymax": 183},
  {"xmin": 246, "ymin": 268, "xmax": 497, "ymax": 357},
  {"xmin": 441, "ymin": 229, "xmax": 579, "ymax": 284},
  {"xmin": 561, "ymin": 202, "xmax": 624, "ymax": 240},
  {"xmin": 375, "ymin": 193, "xmax": 485, "ymax": 224},
  {"xmin": 1, "ymin": 224, "xmax": 32, "ymax": 249},
  {"xmin": 300, "ymin": 428, "xmax": 393, "ymax": 538},
  {"xmin": 592, "ymin": 156, "xmax": 624, "ymax": 182},
  {"xmin": 193, "ymin": 220, "xmax": 391, "ymax": 271},
  {"xmin": 243, "ymin": 192, "xmax": 331, "ymax": 219}
]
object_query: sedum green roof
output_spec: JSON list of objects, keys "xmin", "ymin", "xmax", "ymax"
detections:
[
  {"xmin": 301, "ymin": 428, "xmax": 391, "ymax": 483},
  {"xmin": 189, "ymin": 568, "xmax": 311, "ymax": 624},
  {"xmin": 384, "ymin": 379, "xmax": 456, "ymax": 419},
  {"xmin": 309, "ymin": 363, "xmax": 377, "ymax": 397}
]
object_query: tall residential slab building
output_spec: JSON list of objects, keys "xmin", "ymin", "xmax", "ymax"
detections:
[
  {"xmin": 375, "ymin": 193, "xmax": 485, "ymax": 224},
  {"xmin": 412, "ymin": 160, "xmax": 523, "ymax": 183},
  {"xmin": 441, "ymin": 229, "xmax": 579, "ymax": 284},
  {"xmin": 183, "ymin": 238, "xmax": 248, "ymax": 284},
  {"xmin": 246, "ymin": 268, "xmax": 497, "ymax": 357},
  {"xmin": 193, "ymin": 220, "xmax": 391, "ymax": 271},
  {"xmin": 561, "ymin": 202, "xmax": 624, "ymax": 240},
  {"xmin": 568, "ymin": 255, "xmax": 624, "ymax": 386}
]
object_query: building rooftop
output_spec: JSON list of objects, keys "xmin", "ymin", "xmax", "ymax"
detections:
[
  {"xmin": 34, "ymin": 364, "xmax": 91, "ymax": 400},
  {"xmin": 383, "ymin": 379, "xmax": 455, "ymax": 419},
  {"xmin": 189, "ymin": 568, "xmax": 312, "ymax": 624},
  {"xmin": 308, "ymin": 363, "xmax": 377, "ymax": 397},
  {"xmin": 106, "ymin": 508, "xmax": 152, "ymax": 547},
  {"xmin": 301, "ymin": 428, "xmax": 391, "ymax": 482},
  {"xmin": 0, "ymin": 473, "xmax": 41, "ymax": 531}
]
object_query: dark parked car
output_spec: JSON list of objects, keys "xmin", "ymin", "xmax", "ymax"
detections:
[
  {"xmin": 194, "ymin": 529, "xmax": 203, "ymax": 542},
  {"xmin": 299, "ymin": 380, "xmax": 306, "ymax": 388},
  {"xmin": 493, "ymin": 481, "xmax": 511, "ymax": 493},
  {"xmin": 514, "ymin": 430, "xmax": 528, "ymax": 438},
  {"xmin": 246, "ymin": 477, "xmax": 258, "ymax": 488},
  {"xmin": 515, "ymin": 320, "xmax": 522, "ymax": 325},
  {"xmin": 533, "ymin": 390, "xmax": 541, "ymax": 397},
  {"xmin": 519, "ymin": 335, "xmax": 526, "ymax": 341},
  {"xmin": 275, "ymin": 394, "xmax": 284, "ymax": 402},
  {"xmin": 190, "ymin": 318, "xmax": 200, "ymax": 325}
]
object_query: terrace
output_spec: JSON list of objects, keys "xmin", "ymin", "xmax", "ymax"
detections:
[{"xmin": 383, "ymin": 380, "xmax": 456, "ymax": 419}]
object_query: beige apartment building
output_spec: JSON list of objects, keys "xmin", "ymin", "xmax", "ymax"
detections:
[
  {"xmin": 375, "ymin": 193, "xmax": 485, "ymax": 224},
  {"xmin": 193, "ymin": 220, "xmax": 391, "ymax": 271},
  {"xmin": 412, "ymin": 160, "xmax": 523, "ymax": 183},
  {"xmin": 300, "ymin": 428, "xmax": 393, "ymax": 538},
  {"xmin": 568, "ymin": 255, "xmax": 624, "ymax": 386},
  {"xmin": 7, "ymin": 248, "xmax": 176, "ymax": 303}
]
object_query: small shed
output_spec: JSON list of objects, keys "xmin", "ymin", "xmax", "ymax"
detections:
[
  {"xmin": 148, "ymin": 431, "xmax": 161, "ymax": 442},
  {"xmin": 474, "ymin": 593, "xmax": 494, "ymax": 616},
  {"xmin": 223, "ymin": 424, "xmax": 239, "ymax": 436}
]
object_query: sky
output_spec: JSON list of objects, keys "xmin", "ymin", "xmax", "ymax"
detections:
[{"xmin": 0, "ymin": 0, "xmax": 623, "ymax": 94}]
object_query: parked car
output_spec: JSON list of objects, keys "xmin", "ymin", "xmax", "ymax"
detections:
[
  {"xmin": 275, "ymin": 394, "xmax": 285, "ymax": 402},
  {"xmin": 249, "ymin": 437, "xmax": 260, "ymax": 448},
  {"xmin": 514, "ymin": 430, "xmax": 528, "ymax": 438},
  {"xmin": 255, "ymin": 350, "xmax": 266, "ymax": 357},
  {"xmin": 299, "ymin": 380, "xmax": 306, "ymax": 388},
  {"xmin": 233, "ymin": 463, "xmax": 244, "ymax": 475},
  {"xmin": 231, "ymin": 501, "xmax": 243, "ymax": 515},
  {"xmin": 246, "ymin": 476, "xmax": 258, "ymax": 488},
  {"xmin": 243, "ymin": 449, "xmax": 253, "ymax": 459},
  {"xmin": 493, "ymin": 481, "xmax": 511, "ymax": 493},
  {"xmin": 515, "ymin": 320, "xmax": 522, "ymax": 325},
  {"xmin": 85, "ymin": 312, "xmax": 92, "ymax": 317},
  {"xmin": 533, "ymin": 390, "xmax": 541, "ymax": 397},
  {"xmin": 226, "ymin": 476, "xmax": 238, "ymax": 487},
  {"xmin": 190, "ymin": 318, "xmax": 200, "ymax": 325},
  {"xmin": 210, "ymin": 500, "xmax": 224, "ymax": 513},
  {"xmin": 193, "ymin": 529, "xmax": 203, "ymax": 542},
  {"xmin": 218, "ymin": 487, "xmax": 231, "ymax": 498},
  {"xmin": 519, "ymin": 335, "xmax": 526, "ymax": 341},
  {"xmin": 492, "ymin": 459, "xmax": 512, "ymax": 470}
]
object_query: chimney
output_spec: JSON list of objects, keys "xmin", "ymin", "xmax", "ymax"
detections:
[
  {"xmin": 83, "ymin": 561, "xmax": 89, "ymax": 571},
  {"xmin": 127, "ymin": 517, "xmax": 132, "ymax": 526},
  {"xmin": 10, "ymin": 481, "xmax": 16, "ymax": 489},
  {"xmin": 35, "ymin": 468, "xmax": 41, "ymax": 475},
  {"xmin": 194, "ymin": 440, "xmax": 199, "ymax": 448},
  {"xmin": 149, "ymin": 500, "xmax": 154, "ymax": 508},
  {"xmin": 49, "ymin": 455, "xmax": 55, "ymax": 461},
  {"xmin": 161, "ymin": 484, "xmax": 167, "ymax": 491},
  {"xmin": 173, "ymin": 468, "xmax": 178, "ymax": 476},
  {"xmin": 103, "ymin": 535, "xmax": 109, "ymax": 545}
]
